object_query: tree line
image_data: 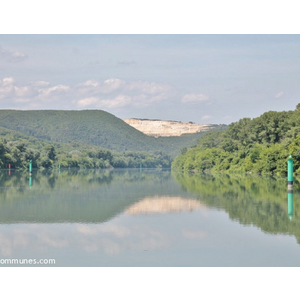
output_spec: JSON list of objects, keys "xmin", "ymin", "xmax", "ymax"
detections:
[
  {"xmin": 172, "ymin": 104, "xmax": 300, "ymax": 176},
  {"xmin": 0, "ymin": 140, "xmax": 172, "ymax": 170}
]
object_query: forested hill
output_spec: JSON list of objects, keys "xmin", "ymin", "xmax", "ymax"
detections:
[
  {"xmin": 0, "ymin": 110, "xmax": 154, "ymax": 152},
  {"xmin": 0, "ymin": 110, "xmax": 224, "ymax": 155},
  {"xmin": 172, "ymin": 104, "xmax": 300, "ymax": 176}
]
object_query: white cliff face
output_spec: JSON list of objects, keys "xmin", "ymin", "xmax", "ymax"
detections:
[{"xmin": 123, "ymin": 118, "xmax": 213, "ymax": 137}]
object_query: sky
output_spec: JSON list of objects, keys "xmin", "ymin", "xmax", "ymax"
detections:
[{"xmin": 1, "ymin": 34, "xmax": 300, "ymax": 124}]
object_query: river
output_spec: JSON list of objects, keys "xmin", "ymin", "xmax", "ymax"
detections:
[{"xmin": 0, "ymin": 169, "xmax": 299, "ymax": 266}]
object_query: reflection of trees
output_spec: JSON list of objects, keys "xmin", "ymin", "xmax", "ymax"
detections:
[
  {"xmin": 173, "ymin": 172, "xmax": 300, "ymax": 244},
  {"xmin": 0, "ymin": 170, "xmax": 184, "ymax": 224}
]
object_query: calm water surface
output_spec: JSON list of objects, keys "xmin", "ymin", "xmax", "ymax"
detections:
[{"xmin": 0, "ymin": 169, "xmax": 300, "ymax": 267}]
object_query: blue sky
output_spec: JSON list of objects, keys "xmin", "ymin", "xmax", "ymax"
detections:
[{"xmin": 1, "ymin": 34, "xmax": 300, "ymax": 124}]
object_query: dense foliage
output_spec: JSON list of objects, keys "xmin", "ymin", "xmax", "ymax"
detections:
[
  {"xmin": 0, "ymin": 110, "xmax": 223, "ymax": 156},
  {"xmin": 172, "ymin": 104, "xmax": 300, "ymax": 176},
  {"xmin": 0, "ymin": 126, "xmax": 172, "ymax": 170}
]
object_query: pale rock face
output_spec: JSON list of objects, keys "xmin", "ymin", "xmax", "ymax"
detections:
[{"xmin": 123, "ymin": 118, "xmax": 213, "ymax": 137}]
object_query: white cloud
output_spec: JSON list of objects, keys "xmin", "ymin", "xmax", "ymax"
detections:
[
  {"xmin": 103, "ymin": 78, "xmax": 125, "ymax": 93},
  {"xmin": 0, "ymin": 46, "xmax": 28, "ymax": 63},
  {"xmin": 182, "ymin": 93, "xmax": 209, "ymax": 103},
  {"xmin": 99, "ymin": 95, "xmax": 132, "ymax": 108},
  {"xmin": 71, "ymin": 79, "xmax": 174, "ymax": 109},
  {"xmin": 0, "ymin": 77, "xmax": 15, "ymax": 99},
  {"xmin": 275, "ymin": 91, "xmax": 284, "ymax": 98},
  {"xmin": 125, "ymin": 81, "xmax": 172, "ymax": 94},
  {"xmin": 0, "ymin": 77, "xmax": 175, "ymax": 110},
  {"xmin": 0, "ymin": 78, "xmax": 71, "ymax": 108},
  {"xmin": 82, "ymin": 80, "xmax": 99, "ymax": 87},
  {"xmin": 77, "ymin": 95, "xmax": 132, "ymax": 109},
  {"xmin": 201, "ymin": 115, "xmax": 212, "ymax": 121},
  {"xmin": 77, "ymin": 97, "xmax": 99, "ymax": 107},
  {"xmin": 2, "ymin": 77, "xmax": 15, "ymax": 86},
  {"xmin": 14, "ymin": 86, "xmax": 34, "ymax": 97},
  {"xmin": 13, "ymin": 98, "xmax": 32, "ymax": 103},
  {"xmin": 39, "ymin": 85, "xmax": 70, "ymax": 97},
  {"xmin": 10, "ymin": 51, "xmax": 27, "ymax": 63},
  {"xmin": 32, "ymin": 81, "xmax": 50, "ymax": 87}
]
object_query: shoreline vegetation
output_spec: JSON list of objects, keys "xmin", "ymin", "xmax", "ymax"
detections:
[
  {"xmin": 0, "ymin": 110, "xmax": 225, "ymax": 171},
  {"xmin": 172, "ymin": 104, "xmax": 300, "ymax": 177},
  {"xmin": 2, "ymin": 103, "xmax": 300, "ymax": 176},
  {"xmin": 0, "ymin": 141, "xmax": 173, "ymax": 170}
]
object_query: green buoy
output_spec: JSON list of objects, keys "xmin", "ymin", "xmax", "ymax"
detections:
[{"xmin": 288, "ymin": 155, "xmax": 293, "ymax": 192}]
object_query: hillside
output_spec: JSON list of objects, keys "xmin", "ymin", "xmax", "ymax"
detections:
[
  {"xmin": 0, "ymin": 110, "xmax": 154, "ymax": 152},
  {"xmin": 0, "ymin": 110, "xmax": 225, "ymax": 157},
  {"xmin": 123, "ymin": 118, "xmax": 215, "ymax": 137},
  {"xmin": 172, "ymin": 104, "xmax": 300, "ymax": 175}
]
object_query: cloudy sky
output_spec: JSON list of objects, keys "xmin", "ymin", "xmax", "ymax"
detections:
[{"xmin": 1, "ymin": 34, "xmax": 300, "ymax": 124}]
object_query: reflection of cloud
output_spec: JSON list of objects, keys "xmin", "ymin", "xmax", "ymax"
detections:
[
  {"xmin": 0, "ymin": 223, "xmax": 172, "ymax": 257},
  {"xmin": 77, "ymin": 224, "xmax": 99, "ymax": 235},
  {"xmin": 77, "ymin": 223, "xmax": 130, "ymax": 238},
  {"xmin": 0, "ymin": 233, "xmax": 12, "ymax": 256},
  {"xmin": 125, "ymin": 196, "xmax": 204, "ymax": 215},
  {"xmin": 101, "ymin": 238, "xmax": 121, "ymax": 255},
  {"xmin": 0, "ymin": 208, "xmax": 207, "ymax": 258},
  {"xmin": 13, "ymin": 234, "xmax": 29, "ymax": 247},
  {"xmin": 38, "ymin": 234, "xmax": 69, "ymax": 248},
  {"xmin": 99, "ymin": 224, "xmax": 130, "ymax": 237},
  {"xmin": 129, "ymin": 236, "xmax": 168, "ymax": 251},
  {"xmin": 182, "ymin": 230, "xmax": 207, "ymax": 240}
]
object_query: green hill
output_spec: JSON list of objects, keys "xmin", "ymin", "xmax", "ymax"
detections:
[
  {"xmin": 0, "ymin": 110, "xmax": 225, "ymax": 156},
  {"xmin": 0, "ymin": 110, "xmax": 155, "ymax": 152}
]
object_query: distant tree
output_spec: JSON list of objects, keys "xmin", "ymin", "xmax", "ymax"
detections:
[{"xmin": 46, "ymin": 145, "xmax": 57, "ymax": 161}]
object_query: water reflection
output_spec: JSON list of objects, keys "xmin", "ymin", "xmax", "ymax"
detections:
[
  {"xmin": 173, "ymin": 172, "xmax": 300, "ymax": 243},
  {"xmin": 2, "ymin": 169, "xmax": 300, "ymax": 266},
  {"xmin": 0, "ymin": 169, "xmax": 194, "ymax": 224},
  {"xmin": 0, "ymin": 222, "xmax": 176, "ymax": 261},
  {"xmin": 288, "ymin": 192, "xmax": 294, "ymax": 221},
  {"xmin": 125, "ymin": 196, "xmax": 204, "ymax": 214}
]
